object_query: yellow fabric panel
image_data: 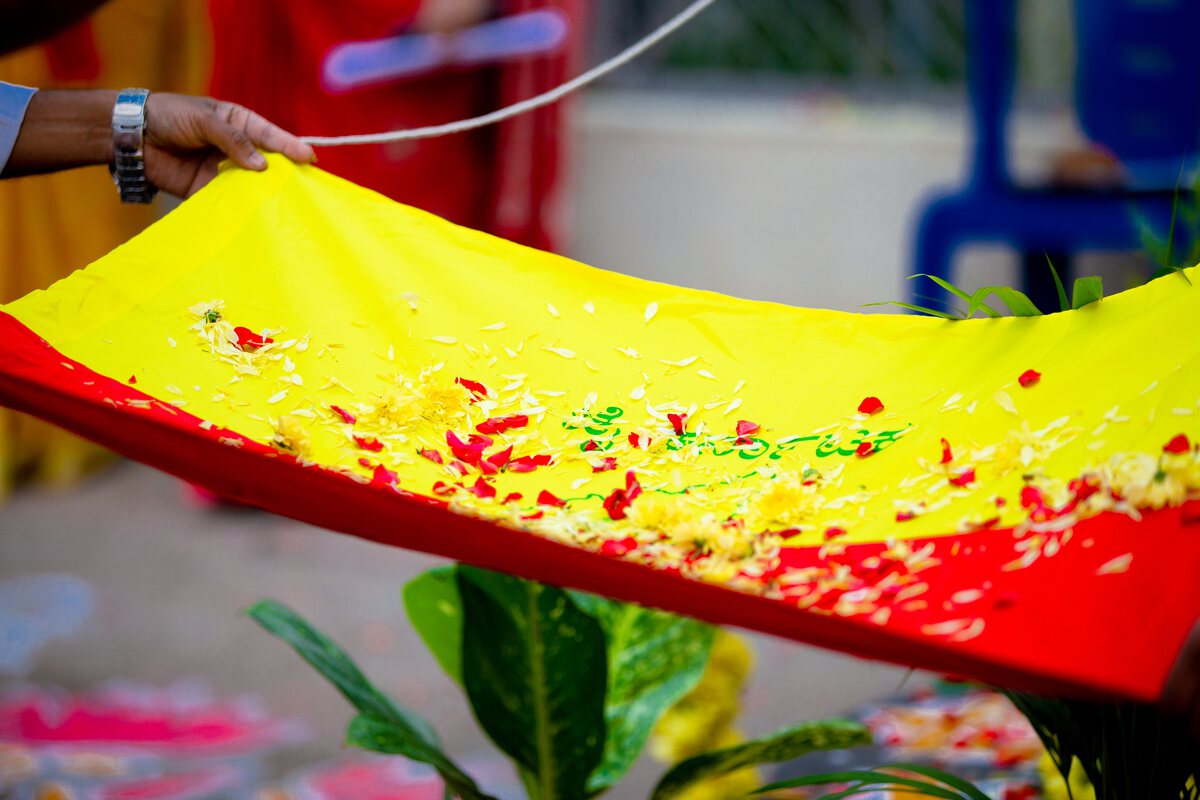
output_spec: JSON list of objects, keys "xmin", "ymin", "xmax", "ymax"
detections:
[{"xmin": 6, "ymin": 157, "xmax": 1198, "ymax": 546}]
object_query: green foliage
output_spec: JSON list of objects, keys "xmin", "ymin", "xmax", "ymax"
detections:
[
  {"xmin": 1138, "ymin": 170, "xmax": 1198, "ymax": 284},
  {"xmin": 1071, "ymin": 275, "xmax": 1104, "ymax": 309},
  {"xmin": 568, "ymin": 592, "xmax": 715, "ymax": 795},
  {"xmin": 755, "ymin": 763, "xmax": 992, "ymax": 800},
  {"xmin": 875, "ymin": 266, "xmax": 1110, "ymax": 319},
  {"xmin": 253, "ymin": 569, "xmax": 873, "ymax": 800},
  {"xmin": 457, "ymin": 566, "xmax": 608, "ymax": 800},
  {"xmin": 403, "ymin": 565, "xmax": 464, "ymax": 682},
  {"xmin": 245, "ymin": 600, "xmax": 496, "ymax": 800},
  {"xmin": 404, "ymin": 567, "xmax": 717, "ymax": 797},
  {"xmin": 653, "ymin": 720, "xmax": 872, "ymax": 800},
  {"xmin": 1004, "ymin": 691, "xmax": 1200, "ymax": 800}
]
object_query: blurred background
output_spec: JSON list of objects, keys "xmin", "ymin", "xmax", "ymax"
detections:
[{"xmin": 1, "ymin": 0, "xmax": 1190, "ymax": 797}]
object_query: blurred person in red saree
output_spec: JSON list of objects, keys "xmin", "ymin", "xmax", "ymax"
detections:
[{"xmin": 207, "ymin": 0, "xmax": 585, "ymax": 252}]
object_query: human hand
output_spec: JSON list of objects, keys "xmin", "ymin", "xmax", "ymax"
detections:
[
  {"xmin": 1162, "ymin": 618, "xmax": 1200, "ymax": 739},
  {"xmin": 412, "ymin": 0, "xmax": 495, "ymax": 34},
  {"xmin": 4, "ymin": 89, "xmax": 315, "ymax": 197},
  {"xmin": 144, "ymin": 93, "xmax": 316, "ymax": 197}
]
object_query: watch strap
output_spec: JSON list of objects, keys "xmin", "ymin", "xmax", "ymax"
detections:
[{"xmin": 112, "ymin": 88, "xmax": 157, "ymax": 204}]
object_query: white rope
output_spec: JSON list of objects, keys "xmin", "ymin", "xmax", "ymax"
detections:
[{"xmin": 300, "ymin": 0, "xmax": 720, "ymax": 146}]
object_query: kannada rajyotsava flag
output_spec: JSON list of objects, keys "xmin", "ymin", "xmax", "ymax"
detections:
[{"xmin": 1, "ymin": 156, "xmax": 1197, "ymax": 701}]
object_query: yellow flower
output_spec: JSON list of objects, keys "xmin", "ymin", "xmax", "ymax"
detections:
[
  {"xmin": 652, "ymin": 631, "xmax": 754, "ymax": 762},
  {"xmin": 1102, "ymin": 452, "xmax": 1188, "ymax": 510},
  {"xmin": 271, "ymin": 414, "xmax": 310, "ymax": 457},
  {"xmin": 369, "ymin": 370, "xmax": 470, "ymax": 431},
  {"xmin": 747, "ymin": 472, "xmax": 824, "ymax": 530},
  {"xmin": 626, "ymin": 493, "xmax": 694, "ymax": 533}
]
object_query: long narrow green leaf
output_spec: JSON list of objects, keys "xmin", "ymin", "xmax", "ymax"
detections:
[
  {"xmin": 909, "ymin": 273, "xmax": 973, "ymax": 303},
  {"xmin": 984, "ymin": 286, "xmax": 1043, "ymax": 316},
  {"xmin": 651, "ymin": 720, "xmax": 871, "ymax": 800},
  {"xmin": 861, "ymin": 301, "xmax": 962, "ymax": 320},
  {"xmin": 1045, "ymin": 254, "xmax": 1070, "ymax": 312},
  {"xmin": 754, "ymin": 769, "xmax": 965, "ymax": 800},
  {"xmin": 1071, "ymin": 276, "xmax": 1104, "ymax": 309},
  {"xmin": 246, "ymin": 600, "xmax": 495, "ymax": 800},
  {"xmin": 883, "ymin": 764, "xmax": 993, "ymax": 800}
]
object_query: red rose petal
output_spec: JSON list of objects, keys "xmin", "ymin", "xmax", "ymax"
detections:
[
  {"xmin": 455, "ymin": 377, "xmax": 489, "ymax": 399},
  {"xmin": 940, "ymin": 438, "xmax": 953, "ymax": 465},
  {"xmin": 501, "ymin": 492, "xmax": 523, "ymax": 504},
  {"xmin": 466, "ymin": 476, "xmax": 497, "ymax": 500},
  {"xmin": 858, "ymin": 396, "xmax": 884, "ymax": 415},
  {"xmin": 478, "ymin": 459, "xmax": 499, "ymax": 476},
  {"xmin": 487, "ymin": 445, "xmax": 514, "ymax": 470},
  {"xmin": 592, "ymin": 456, "xmax": 618, "ymax": 473},
  {"xmin": 599, "ymin": 537, "xmax": 639, "ymax": 557},
  {"xmin": 1019, "ymin": 485, "xmax": 1046, "ymax": 510},
  {"xmin": 628, "ymin": 432, "xmax": 650, "ymax": 449},
  {"xmin": 330, "ymin": 404, "xmax": 357, "ymax": 424},
  {"xmin": 895, "ymin": 510, "xmax": 915, "ymax": 522},
  {"xmin": 823, "ymin": 526, "xmax": 847, "ymax": 541},
  {"xmin": 234, "ymin": 326, "xmax": 274, "ymax": 351},
  {"xmin": 128, "ymin": 375, "xmax": 137, "ymax": 384},
  {"xmin": 431, "ymin": 481, "xmax": 456, "ymax": 496},
  {"xmin": 1164, "ymin": 433, "xmax": 1191, "ymax": 454},
  {"xmin": 855, "ymin": 441, "xmax": 874, "ymax": 457},
  {"xmin": 371, "ymin": 465, "xmax": 398, "ymax": 487},
  {"xmin": 357, "ymin": 457, "xmax": 371, "ymax": 468},
  {"xmin": 583, "ymin": 440, "xmax": 600, "ymax": 452},
  {"xmin": 948, "ymin": 468, "xmax": 976, "ymax": 487},
  {"xmin": 354, "ymin": 435, "xmax": 384, "ymax": 452},
  {"xmin": 1018, "ymin": 369, "xmax": 1041, "ymax": 388},
  {"xmin": 667, "ymin": 413, "xmax": 688, "ymax": 436},
  {"xmin": 521, "ymin": 510, "xmax": 545, "ymax": 520},
  {"xmin": 736, "ymin": 420, "xmax": 760, "ymax": 437},
  {"xmin": 446, "ymin": 431, "xmax": 488, "ymax": 464},
  {"xmin": 419, "ymin": 448, "xmax": 444, "ymax": 465},
  {"xmin": 537, "ymin": 489, "xmax": 566, "ymax": 507},
  {"xmin": 476, "ymin": 415, "xmax": 530, "ymax": 435},
  {"xmin": 448, "ymin": 460, "xmax": 470, "ymax": 476}
]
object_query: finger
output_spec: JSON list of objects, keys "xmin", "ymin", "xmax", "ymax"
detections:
[
  {"xmin": 186, "ymin": 152, "xmax": 223, "ymax": 197},
  {"xmin": 200, "ymin": 101, "xmax": 268, "ymax": 171},
  {"xmin": 239, "ymin": 109, "xmax": 316, "ymax": 164}
]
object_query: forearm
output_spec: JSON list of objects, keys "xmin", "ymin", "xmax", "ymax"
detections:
[
  {"xmin": 2, "ymin": 89, "xmax": 115, "ymax": 178},
  {"xmin": 0, "ymin": 0, "xmax": 111, "ymax": 55}
]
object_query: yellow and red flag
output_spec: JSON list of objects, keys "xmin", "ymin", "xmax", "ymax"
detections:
[{"xmin": 2, "ymin": 157, "xmax": 1197, "ymax": 701}]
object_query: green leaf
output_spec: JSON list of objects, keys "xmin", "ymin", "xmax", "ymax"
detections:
[
  {"xmin": 909, "ymin": 273, "xmax": 972, "ymax": 304},
  {"xmin": 1045, "ymin": 254, "xmax": 1070, "ymax": 312},
  {"xmin": 246, "ymin": 600, "xmax": 495, "ymax": 800},
  {"xmin": 981, "ymin": 286, "xmax": 1043, "ymax": 316},
  {"xmin": 650, "ymin": 720, "xmax": 871, "ymax": 800},
  {"xmin": 458, "ymin": 567, "xmax": 607, "ymax": 800},
  {"xmin": 882, "ymin": 764, "xmax": 993, "ymax": 800},
  {"xmin": 568, "ymin": 592, "xmax": 715, "ymax": 795},
  {"xmin": 1071, "ymin": 275, "xmax": 1104, "ymax": 309},
  {"xmin": 861, "ymin": 301, "xmax": 962, "ymax": 320},
  {"xmin": 403, "ymin": 565, "xmax": 464, "ymax": 684},
  {"xmin": 754, "ymin": 769, "xmax": 968, "ymax": 800},
  {"xmin": 346, "ymin": 713, "xmax": 495, "ymax": 800}
]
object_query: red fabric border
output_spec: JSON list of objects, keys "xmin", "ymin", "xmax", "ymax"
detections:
[{"xmin": 2, "ymin": 311, "xmax": 1197, "ymax": 701}]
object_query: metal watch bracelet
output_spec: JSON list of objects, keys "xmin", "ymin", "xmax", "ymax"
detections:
[{"xmin": 111, "ymin": 88, "xmax": 157, "ymax": 204}]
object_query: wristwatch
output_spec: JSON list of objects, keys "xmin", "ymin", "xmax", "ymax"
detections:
[{"xmin": 111, "ymin": 88, "xmax": 157, "ymax": 204}]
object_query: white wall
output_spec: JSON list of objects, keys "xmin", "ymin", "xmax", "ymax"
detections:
[{"xmin": 570, "ymin": 88, "xmax": 1081, "ymax": 311}]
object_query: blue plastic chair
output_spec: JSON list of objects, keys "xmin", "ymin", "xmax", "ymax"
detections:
[{"xmin": 912, "ymin": 0, "xmax": 1200, "ymax": 312}]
